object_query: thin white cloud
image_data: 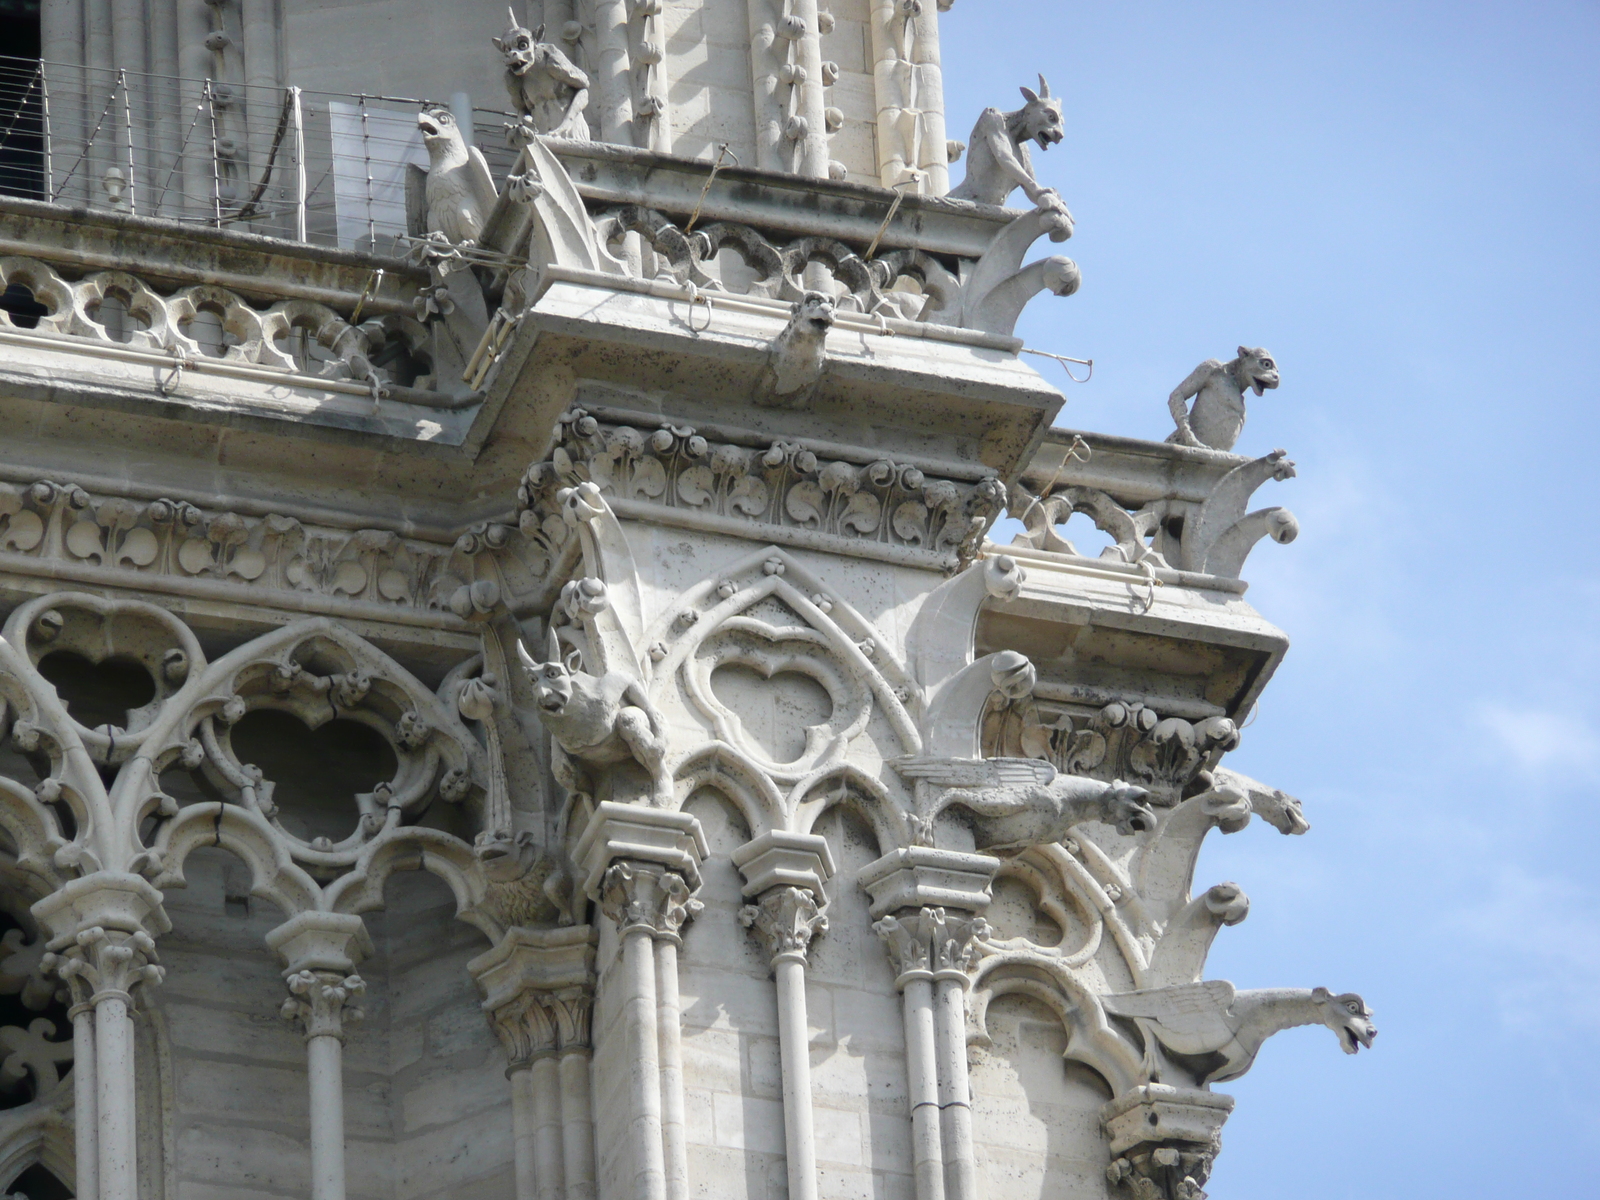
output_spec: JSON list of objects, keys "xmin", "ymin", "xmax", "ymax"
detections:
[{"xmin": 1475, "ymin": 703, "xmax": 1600, "ymax": 776}]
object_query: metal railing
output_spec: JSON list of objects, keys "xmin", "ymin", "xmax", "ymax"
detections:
[{"xmin": 0, "ymin": 55, "xmax": 520, "ymax": 254}]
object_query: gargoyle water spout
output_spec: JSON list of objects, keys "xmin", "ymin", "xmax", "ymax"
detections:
[
  {"xmin": 1102, "ymin": 981, "xmax": 1377, "ymax": 1085},
  {"xmin": 894, "ymin": 755, "xmax": 1157, "ymax": 850}
]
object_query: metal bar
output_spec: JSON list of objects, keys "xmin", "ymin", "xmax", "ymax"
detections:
[
  {"xmin": 119, "ymin": 68, "xmax": 137, "ymax": 214},
  {"xmin": 205, "ymin": 77, "xmax": 222, "ymax": 226},
  {"xmin": 291, "ymin": 85, "xmax": 307, "ymax": 242},
  {"xmin": 38, "ymin": 70, "xmax": 53, "ymax": 196},
  {"xmin": 358, "ymin": 93, "xmax": 375, "ymax": 250},
  {"xmin": 50, "ymin": 81, "xmax": 119, "ymax": 202}
]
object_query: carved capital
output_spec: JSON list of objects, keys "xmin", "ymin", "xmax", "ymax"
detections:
[
  {"xmin": 872, "ymin": 906, "xmax": 991, "ymax": 990},
  {"xmin": 599, "ymin": 861, "xmax": 702, "ymax": 944},
  {"xmin": 740, "ymin": 887, "xmax": 828, "ymax": 968},
  {"xmin": 1101, "ymin": 1085, "xmax": 1234, "ymax": 1200},
  {"xmin": 279, "ymin": 969, "xmax": 365, "ymax": 1041},
  {"xmin": 45, "ymin": 927, "xmax": 164, "ymax": 1007},
  {"xmin": 467, "ymin": 925, "xmax": 597, "ymax": 1067}
]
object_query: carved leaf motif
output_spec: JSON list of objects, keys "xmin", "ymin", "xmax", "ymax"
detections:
[
  {"xmin": 677, "ymin": 465, "xmax": 716, "ymax": 507},
  {"xmin": 727, "ymin": 475, "xmax": 769, "ymax": 517},
  {"xmin": 892, "ymin": 500, "xmax": 930, "ymax": 544},
  {"xmin": 631, "ymin": 457, "xmax": 668, "ymax": 500},
  {"xmin": 839, "ymin": 491, "xmax": 881, "ymax": 535},
  {"xmin": 1063, "ymin": 729, "xmax": 1107, "ymax": 773},
  {"xmin": 785, "ymin": 481, "xmax": 826, "ymax": 527}
]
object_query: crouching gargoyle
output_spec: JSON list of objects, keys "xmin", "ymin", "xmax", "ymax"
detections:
[
  {"xmin": 516, "ymin": 631, "xmax": 671, "ymax": 805},
  {"xmin": 495, "ymin": 10, "xmax": 591, "ymax": 140},
  {"xmin": 950, "ymin": 74, "xmax": 1066, "ymax": 208},
  {"xmin": 1102, "ymin": 980, "xmax": 1377, "ymax": 1085},
  {"xmin": 894, "ymin": 755, "xmax": 1157, "ymax": 850},
  {"xmin": 1166, "ymin": 347, "xmax": 1281, "ymax": 452}
]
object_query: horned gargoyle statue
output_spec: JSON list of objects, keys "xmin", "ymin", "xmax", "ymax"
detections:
[
  {"xmin": 1167, "ymin": 346, "xmax": 1281, "ymax": 452},
  {"xmin": 495, "ymin": 10, "xmax": 591, "ymax": 141},
  {"xmin": 949, "ymin": 74, "xmax": 1066, "ymax": 208},
  {"xmin": 1102, "ymin": 980, "xmax": 1377, "ymax": 1085},
  {"xmin": 515, "ymin": 630, "xmax": 671, "ymax": 805},
  {"xmin": 894, "ymin": 756, "xmax": 1157, "ymax": 850}
]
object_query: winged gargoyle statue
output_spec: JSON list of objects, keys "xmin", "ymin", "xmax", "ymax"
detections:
[
  {"xmin": 894, "ymin": 755, "xmax": 1157, "ymax": 850},
  {"xmin": 1102, "ymin": 980, "xmax": 1376, "ymax": 1085},
  {"xmin": 404, "ymin": 107, "xmax": 498, "ymax": 245}
]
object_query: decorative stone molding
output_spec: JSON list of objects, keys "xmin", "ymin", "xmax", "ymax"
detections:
[
  {"xmin": 46, "ymin": 927, "xmax": 164, "ymax": 1007},
  {"xmin": 598, "ymin": 862, "xmax": 702, "ymax": 944},
  {"xmin": 0, "ymin": 476, "xmax": 507, "ymax": 623},
  {"xmin": 467, "ymin": 925, "xmax": 597, "ymax": 1065},
  {"xmin": 872, "ymin": 906, "xmax": 991, "ymax": 987},
  {"xmin": 573, "ymin": 801, "xmax": 707, "ymax": 901},
  {"xmin": 1005, "ymin": 447, "xmax": 1298, "ymax": 583},
  {"xmin": 982, "ymin": 691, "xmax": 1240, "ymax": 805},
  {"xmin": 0, "ymin": 256, "xmax": 433, "ymax": 395},
  {"xmin": 730, "ymin": 830, "xmax": 836, "ymax": 898},
  {"xmin": 1101, "ymin": 1085, "xmax": 1233, "ymax": 1200},
  {"xmin": 279, "ymin": 970, "xmax": 366, "ymax": 1041},
  {"xmin": 858, "ymin": 846, "xmax": 998, "ymax": 919},
  {"xmin": 740, "ymin": 887, "xmax": 828, "ymax": 968},
  {"xmin": 519, "ymin": 408, "xmax": 1006, "ymax": 569}
]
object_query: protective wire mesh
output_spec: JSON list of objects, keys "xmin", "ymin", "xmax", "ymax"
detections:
[{"xmin": 0, "ymin": 54, "xmax": 522, "ymax": 254}]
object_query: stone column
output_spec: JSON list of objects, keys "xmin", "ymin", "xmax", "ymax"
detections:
[
  {"xmin": 468, "ymin": 925, "xmax": 599, "ymax": 1200},
  {"xmin": 575, "ymin": 803, "xmax": 706, "ymax": 1200},
  {"xmin": 267, "ymin": 913, "xmax": 374, "ymax": 1200},
  {"xmin": 860, "ymin": 848, "xmax": 998, "ymax": 1200},
  {"xmin": 732, "ymin": 832, "xmax": 837, "ymax": 1200},
  {"xmin": 35, "ymin": 874, "xmax": 171, "ymax": 1200}
]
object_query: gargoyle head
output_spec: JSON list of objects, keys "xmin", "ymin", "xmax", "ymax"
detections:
[
  {"xmin": 516, "ymin": 635, "xmax": 581, "ymax": 715},
  {"xmin": 1312, "ymin": 988, "xmax": 1377, "ymax": 1055},
  {"xmin": 417, "ymin": 107, "xmax": 465, "ymax": 157},
  {"xmin": 1105, "ymin": 780, "xmax": 1157, "ymax": 836},
  {"xmin": 494, "ymin": 10, "xmax": 540, "ymax": 75},
  {"xmin": 1235, "ymin": 347, "xmax": 1280, "ymax": 396},
  {"xmin": 1015, "ymin": 75, "xmax": 1064, "ymax": 152},
  {"xmin": 792, "ymin": 290, "xmax": 837, "ymax": 336}
]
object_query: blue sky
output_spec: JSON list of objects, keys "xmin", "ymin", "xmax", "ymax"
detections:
[{"xmin": 940, "ymin": 2, "xmax": 1600, "ymax": 1195}]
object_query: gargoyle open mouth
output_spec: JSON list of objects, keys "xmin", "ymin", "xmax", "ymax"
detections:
[
  {"xmin": 537, "ymin": 694, "xmax": 567, "ymax": 713},
  {"xmin": 1340, "ymin": 1024, "xmax": 1376, "ymax": 1054},
  {"xmin": 1036, "ymin": 131, "xmax": 1062, "ymax": 151},
  {"xmin": 418, "ymin": 113, "xmax": 442, "ymax": 138}
]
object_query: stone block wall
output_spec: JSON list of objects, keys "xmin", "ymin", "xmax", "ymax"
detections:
[{"xmin": 154, "ymin": 850, "xmax": 513, "ymax": 1200}]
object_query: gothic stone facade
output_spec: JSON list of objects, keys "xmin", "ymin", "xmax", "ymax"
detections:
[{"xmin": 0, "ymin": 5, "xmax": 1371, "ymax": 1200}]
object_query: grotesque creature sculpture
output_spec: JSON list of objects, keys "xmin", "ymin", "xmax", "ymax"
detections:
[
  {"xmin": 515, "ymin": 632, "xmax": 670, "ymax": 804},
  {"xmin": 949, "ymin": 74, "xmax": 1066, "ymax": 208},
  {"xmin": 494, "ymin": 11, "xmax": 591, "ymax": 140},
  {"xmin": 1102, "ymin": 981, "xmax": 1377, "ymax": 1084},
  {"xmin": 404, "ymin": 107, "xmax": 498, "ymax": 245},
  {"xmin": 896, "ymin": 756, "xmax": 1157, "ymax": 850},
  {"xmin": 757, "ymin": 291, "xmax": 836, "ymax": 408},
  {"xmin": 1166, "ymin": 347, "xmax": 1281, "ymax": 452}
]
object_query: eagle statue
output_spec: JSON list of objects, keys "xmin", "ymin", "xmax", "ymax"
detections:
[{"xmin": 404, "ymin": 107, "xmax": 498, "ymax": 245}]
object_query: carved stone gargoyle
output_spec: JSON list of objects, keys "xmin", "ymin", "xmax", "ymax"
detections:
[
  {"xmin": 1102, "ymin": 980, "xmax": 1377, "ymax": 1085},
  {"xmin": 515, "ymin": 629, "xmax": 671, "ymax": 806},
  {"xmin": 494, "ymin": 11, "xmax": 591, "ymax": 141},
  {"xmin": 949, "ymin": 74, "xmax": 1065, "ymax": 208},
  {"xmin": 756, "ymin": 291, "xmax": 836, "ymax": 408},
  {"xmin": 893, "ymin": 755, "xmax": 1157, "ymax": 850}
]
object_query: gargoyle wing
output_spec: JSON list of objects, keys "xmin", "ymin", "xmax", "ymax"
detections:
[
  {"xmin": 466, "ymin": 145, "xmax": 499, "ymax": 228},
  {"xmin": 1101, "ymin": 980, "xmax": 1236, "ymax": 1056},
  {"xmin": 891, "ymin": 756, "xmax": 1057, "ymax": 788},
  {"xmin": 404, "ymin": 163, "xmax": 429, "ymax": 239}
]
